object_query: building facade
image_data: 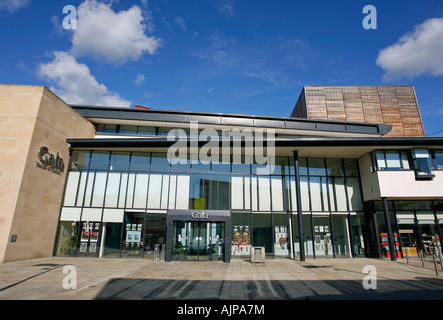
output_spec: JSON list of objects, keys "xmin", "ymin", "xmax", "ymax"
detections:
[{"xmin": 1, "ymin": 84, "xmax": 442, "ymax": 263}]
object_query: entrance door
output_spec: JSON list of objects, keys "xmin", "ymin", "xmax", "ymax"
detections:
[
  {"xmin": 189, "ymin": 222, "xmax": 209, "ymax": 260},
  {"xmin": 173, "ymin": 221, "xmax": 224, "ymax": 261}
]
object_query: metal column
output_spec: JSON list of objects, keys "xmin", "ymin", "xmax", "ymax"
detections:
[{"xmin": 293, "ymin": 151, "xmax": 305, "ymax": 261}]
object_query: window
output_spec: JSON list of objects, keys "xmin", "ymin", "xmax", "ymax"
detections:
[
  {"xmin": 412, "ymin": 148, "xmax": 434, "ymax": 179},
  {"xmin": 432, "ymin": 150, "xmax": 443, "ymax": 170},
  {"xmin": 372, "ymin": 150, "xmax": 410, "ymax": 171}
]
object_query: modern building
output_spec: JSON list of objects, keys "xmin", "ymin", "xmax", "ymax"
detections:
[{"xmin": 0, "ymin": 84, "xmax": 442, "ymax": 263}]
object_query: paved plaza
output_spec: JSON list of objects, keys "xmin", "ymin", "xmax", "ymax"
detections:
[{"xmin": 0, "ymin": 257, "xmax": 442, "ymax": 300}]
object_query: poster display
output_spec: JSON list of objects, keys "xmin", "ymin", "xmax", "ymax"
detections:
[
  {"xmin": 274, "ymin": 226, "xmax": 288, "ymax": 255},
  {"xmin": 79, "ymin": 222, "xmax": 101, "ymax": 253},
  {"xmin": 232, "ymin": 225, "xmax": 250, "ymax": 256}
]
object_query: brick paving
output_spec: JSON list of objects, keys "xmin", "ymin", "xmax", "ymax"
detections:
[{"xmin": 0, "ymin": 257, "xmax": 442, "ymax": 300}]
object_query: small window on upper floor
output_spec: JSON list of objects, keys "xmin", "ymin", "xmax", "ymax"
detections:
[
  {"xmin": 412, "ymin": 148, "xmax": 434, "ymax": 180},
  {"xmin": 432, "ymin": 150, "xmax": 443, "ymax": 170},
  {"xmin": 372, "ymin": 150, "xmax": 410, "ymax": 171}
]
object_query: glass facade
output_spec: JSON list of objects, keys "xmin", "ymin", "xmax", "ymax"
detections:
[
  {"xmin": 368, "ymin": 200, "xmax": 443, "ymax": 259},
  {"xmin": 55, "ymin": 149, "xmax": 366, "ymax": 260}
]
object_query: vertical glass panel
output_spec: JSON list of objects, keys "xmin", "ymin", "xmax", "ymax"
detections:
[
  {"xmin": 244, "ymin": 176, "xmax": 251, "ymax": 210},
  {"xmin": 102, "ymin": 222, "xmax": 122, "ymax": 257},
  {"xmin": 300, "ymin": 176, "xmax": 310, "ymax": 211},
  {"xmin": 161, "ymin": 174, "xmax": 170, "ymax": 209},
  {"xmin": 92, "ymin": 171, "xmax": 107, "ymax": 207},
  {"xmin": 332, "ymin": 215, "xmax": 350, "ymax": 257},
  {"xmin": 346, "ymin": 177, "xmax": 363, "ymax": 211},
  {"xmin": 70, "ymin": 150, "xmax": 90, "ymax": 170},
  {"xmin": 351, "ymin": 213, "xmax": 366, "ymax": 256},
  {"xmin": 147, "ymin": 174, "xmax": 162, "ymax": 208},
  {"xmin": 253, "ymin": 213, "xmax": 272, "ymax": 256},
  {"xmin": 64, "ymin": 171, "xmax": 80, "ymax": 206},
  {"xmin": 251, "ymin": 176, "xmax": 258, "ymax": 211},
  {"xmin": 150, "ymin": 153, "xmax": 170, "ymax": 172},
  {"xmin": 375, "ymin": 151, "xmax": 386, "ymax": 170},
  {"xmin": 168, "ymin": 175, "xmax": 177, "ymax": 209},
  {"xmin": 289, "ymin": 177, "xmax": 297, "ymax": 211},
  {"xmin": 334, "ymin": 178, "xmax": 347, "ymax": 211},
  {"xmin": 125, "ymin": 173, "xmax": 136, "ymax": 208},
  {"xmin": 142, "ymin": 213, "xmax": 167, "ymax": 259},
  {"xmin": 308, "ymin": 158, "xmax": 326, "ymax": 176},
  {"xmin": 133, "ymin": 173, "xmax": 149, "ymax": 208},
  {"xmin": 175, "ymin": 175, "xmax": 190, "ymax": 209},
  {"xmin": 298, "ymin": 157, "xmax": 308, "ymax": 176},
  {"xmin": 321, "ymin": 177, "xmax": 329, "ymax": 212},
  {"xmin": 76, "ymin": 171, "xmax": 88, "ymax": 206},
  {"xmin": 84, "ymin": 172, "xmax": 95, "ymax": 207},
  {"xmin": 218, "ymin": 174, "xmax": 231, "ymax": 210},
  {"xmin": 105, "ymin": 172, "xmax": 120, "ymax": 207},
  {"xmin": 89, "ymin": 151, "xmax": 110, "ymax": 170},
  {"xmin": 302, "ymin": 215, "xmax": 314, "ymax": 257},
  {"xmin": 326, "ymin": 159, "xmax": 344, "ymax": 177},
  {"xmin": 271, "ymin": 176, "xmax": 283, "ymax": 211},
  {"xmin": 231, "ymin": 176, "xmax": 244, "ymax": 209},
  {"xmin": 434, "ymin": 151, "xmax": 443, "ymax": 169},
  {"xmin": 118, "ymin": 173, "xmax": 128, "ymax": 208},
  {"xmin": 207, "ymin": 175, "xmax": 218, "ymax": 210},
  {"xmin": 258, "ymin": 176, "xmax": 271, "ymax": 211},
  {"xmin": 400, "ymin": 151, "xmax": 410, "ymax": 169},
  {"xmin": 130, "ymin": 152, "xmax": 150, "ymax": 171},
  {"xmin": 109, "ymin": 152, "xmax": 130, "ymax": 171},
  {"xmin": 190, "ymin": 174, "xmax": 207, "ymax": 209},
  {"xmin": 344, "ymin": 159, "xmax": 359, "ymax": 177},
  {"xmin": 309, "ymin": 177, "xmax": 322, "ymax": 211}
]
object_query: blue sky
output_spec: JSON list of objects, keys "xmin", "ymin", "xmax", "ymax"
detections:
[{"xmin": 1, "ymin": 0, "xmax": 443, "ymax": 136}]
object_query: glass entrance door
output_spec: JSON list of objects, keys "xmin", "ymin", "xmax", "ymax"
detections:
[
  {"xmin": 189, "ymin": 222, "xmax": 208, "ymax": 260},
  {"xmin": 173, "ymin": 221, "xmax": 224, "ymax": 261}
]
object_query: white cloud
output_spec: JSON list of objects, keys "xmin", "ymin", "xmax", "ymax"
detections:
[
  {"xmin": 134, "ymin": 73, "xmax": 146, "ymax": 86},
  {"xmin": 0, "ymin": 0, "xmax": 30, "ymax": 13},
  {"xmin": 216, "ymin": 0, "xmax": 234, "ymax": 18},
  {"xmin": 193, "ymin": 33, "xmax": 236, "ymax": 64},
  {"xmin": 376, "ymin": 18, "xmax": 443, "ymax": 81},
  {"xmin": 175, "ymin": 17, "xmax": 187, "ymax": 31},
  {"xmin": 71, "ymin": 0, "xmax": 162, "ymax": 65},
  {"xmin": 37, "ymin": 51, "xmax": 131, "ymax": 107}
]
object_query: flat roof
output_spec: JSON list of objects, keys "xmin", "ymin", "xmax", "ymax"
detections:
[{"xmin": 70, "ymin": 105, "xmax": 392, "ymax": 136}]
